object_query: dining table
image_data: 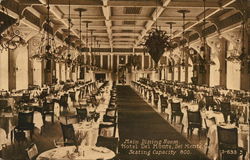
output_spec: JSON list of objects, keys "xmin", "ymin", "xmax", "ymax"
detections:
[{"xmin": 36, "ymin": 145, "xmax": 116, "ymax": 160}]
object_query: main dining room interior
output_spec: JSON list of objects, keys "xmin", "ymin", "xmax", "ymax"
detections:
[{"xmin": 0, "ymin": 0, "xmax": 249, "ymax": 160}]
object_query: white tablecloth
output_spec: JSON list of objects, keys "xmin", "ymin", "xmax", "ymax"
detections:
[{"xmin": 36, "ymin": 146, "xmax": 115, "ymax": 160}]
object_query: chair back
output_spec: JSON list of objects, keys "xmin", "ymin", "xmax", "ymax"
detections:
[
  {"xmin": 96, "ymin": 136, "xmax": 119, "ymax": 154},
  {"xmin": 205, "ymin": 96, "xmax": 214, "ymax": 104},
  {"xmin": 187, "ymin": 111, "xmax": 202, "ymax": 126},
  {"xmin": 217, "ymin": 126, "xmax": 238, "ymax": 149},
  {"xmin": 0, "ymin": 99, "xmax": 8, "ymax": 107},
  {"xmin": 22, "ymin": 93, "xmax": 30, "ymax": 103},
  {"xmin": 105, "ymin": 108, "xmax": 117, "ymax": 117},
  {"xmin": 98, "ymin": 123, "xmax": 116, "ymax": 137},
  {"xmin": 171, "ymin": 102, "xmax": 181, "ymax": 112},
  {"xmin": 160, "ymin": 95, "xmax": 168, "ymax": 106},
  {"xmin": 187, "ymin": 90, "xmax": 195, "ymax": 100},
  {"xmin": 26, "ymin": 143, "xmax": 38, "ymax": 160},
  {"xmin": 60, "ymin": 94, "xmax": 68, "ymax": 106},
  {"xmin": 18, "ymin": 112, "xmax": 34, "ymax": 126},
  {"xmin": 76, "ymin": 108, "xmax": 87, "ymax": 121},
  {"xmin": 220, "ymin": 102, "xmax": 231, "ymax": 113},
  {"xmin": 103, "ymin": 115, "xmax": 116, "ymax": 123},
  {"xmin": 60, "ymin": 123, "xmax": 76, "ymax": 145},
  {"xmin": 69, "ymin": 92, "xmax": 76, "ymax": 102},
  {"xmin": 43, "ymin": 101, "xmax": 54, "ymax": 112}
]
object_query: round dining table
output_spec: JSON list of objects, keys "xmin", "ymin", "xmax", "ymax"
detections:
[{"xmin": 36, "ymin": 145, "xmax": 116, "ymax": 160}]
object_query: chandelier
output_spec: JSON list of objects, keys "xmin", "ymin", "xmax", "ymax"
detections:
[
  {"xmin": 200, "ymin": 0, "xmax": 215, "ymax": 66},
  {"xmin": 75, "ymin": 8, "xmax": 86, "ymax": 66},
  {"xmin": 0, "ymin": 7, "xmax": 26, "ymax": 52},
  {"xmin": 65, "ymin": 0, "xmax": 73, "ymax": 66},
  {"xmin": 141, "ymin": 28, "xmax": 173, "ymax": 65},
  {"xmin": 225, "ymin": 0, "xmax": 250, "ymax": 64},
  {"xmin": 31, "ymin": 0, "xmax": 57, "ymax": 61},
  {"xmin": 140, "ymin": 0, "xmax": 173, "ymax": 66},
  {"xmin": 177, "ymin": 9, "xmax": 192, "ymax": 68}
]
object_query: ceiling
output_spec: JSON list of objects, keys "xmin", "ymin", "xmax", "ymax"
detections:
[{"xmin": 1, "ymin": 0, "xmax": 249, "ymax": 50}]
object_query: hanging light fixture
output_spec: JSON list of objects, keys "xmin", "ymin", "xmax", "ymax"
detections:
[
  {"xmin": 200, "ymin": 0, "xmax": 215, "ymax": 66},
  {"xmin": 177, "ymin": 9, "xmax": 192, "ymax": 68},
  {"xmin": 31, "ymin": 0, "xmax": 56, "ymax": 60},
  {"xmin": 226, "ymin": 0, "xmax": 250, "ymax": 63},
  {"xmin": 89, "ymin": 29, "xmax": 96, "ymax": 68},
  {"xmin": 75, "ymin": 8, "xmax": 86, "ymax": 66},
  {"xmin": 166, "ymin": 22, "xmax": 175, "ymax": 68},
  {"xmin": 140, "ymin": 0, "xmax": 173, "ymax": 66},
  {"xmin": 0, "ymin": 4, "xmax": 25, "ymax": 52},
  {"xmin": 74, "ymin": 8, "xmax": 86, "ymax": 52},
  {"xmin": 66, "ymin": 0, "xmax": 72, "ymax": 66},
  {"xmin": 82, "ymin": 21, "xmax": 92, "ymax": 52}
]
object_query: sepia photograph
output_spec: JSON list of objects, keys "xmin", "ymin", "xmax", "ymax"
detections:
[{"xmin": 0, "ymin": 0, "xmax": 249, "ymax": 159}]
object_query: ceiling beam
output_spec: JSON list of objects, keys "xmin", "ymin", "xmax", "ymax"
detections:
[
  {"xmin": 38, "ymin": 0, "xmax": 80, "ymax": 40},
  {"xmin": 19, "ymin": 0, "xmax": 236, "ymax": 9},
  {"xmin": 173, "ymin": 0, "xmax": 237, "ymax": 38},
  {"xmin": 166, "ymin": 1, "xmax": 235, "ymax": 9},
  {"xmin": 19, "ymin": 0, "xmax": 102, "ymax": 6},
  {"xmin": 102, "ymin": 0, "xmax": 112, "ymax": 48}
]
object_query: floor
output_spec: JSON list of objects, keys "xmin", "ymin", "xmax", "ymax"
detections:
[{"xmin": 116, "ymin": 85, "xmax": 210, "ymax": 160}]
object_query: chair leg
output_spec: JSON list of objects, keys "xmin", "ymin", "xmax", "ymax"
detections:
[
  {"xmin": 181, "ymin": 124, "xmax": 184, "ymax": 134},
  {"xmin": 52, "ymin": 114, "xmax": 54, "ymax": 123}
]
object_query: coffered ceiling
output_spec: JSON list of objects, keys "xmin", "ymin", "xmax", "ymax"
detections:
[{"xmin": 1, "ymin": 0, "xmax": 249, "ymax": 50}]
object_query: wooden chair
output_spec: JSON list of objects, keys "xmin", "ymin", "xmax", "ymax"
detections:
[
  {"xmin": 0, "ymin": 99, "xmax": 11, "ymax": 112},
  {"xmin": 217, "ymin": 126, "xmax": 246, "ymax": 160},
  {"xmin": 153, "ymin": 91, "xmax": 159, "ymax": 106},
  {"xmin": 60, "ymin": 123, "xmax": 76, "ymax": 146},
  {"xmin": 59, "ymin": 94, "xmax": 68, "ymax": 112},
  {"xmin": 170, "ymin": 102, "xmax": 183, "ymax": 124},
  {"xmin": 220, "ymin": 102, "xmax": 231, "ymax": 123},
  {"xmin": 13, "ymin": 112, "xmax": 34, "ymax": 141},
  {"xmin": 205, "ymin": 96, "xmax": 216, "ymax": 110},
  {"xmin": 98, "ymin": 123, "xmax": 116, "ymax": 137},
  {"xmin": 96, "ymin": 136, "xmax": 119, "ymax": 154},
  {"xmin": 105, "ymin": 108, "xmax": 117, "ymax": 117},
  {"xmin": 103, "ymin": 115, "xmax": 117, "ymax": 124},
  {"xmin": 76, "ymin": 108, "xmax": 87, "ymax": 122},
  {"xmin": 69, "ymin": 91, "xmax": 76, "ymax": 102},
  {"xmin": 160, "ymin": 95, "xmax": 168, "ymax": 113},
  {"xmin": 42, "ymin": 101, "xmax": 55, "ymax": 123},
  {"xmin": 186, "ymin": 111, "xmax": 202, "ymax": 139}
]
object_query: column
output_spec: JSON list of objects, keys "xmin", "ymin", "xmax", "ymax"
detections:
[
  {"xmin": 56, "ymin": 62, "xmax": 60, "ymax": 83},
  {"xmin": 33, "ymin": 59, "xmax": 43, "ymax": 86},
  {"xmin": 100, "ymin": 55, "xmax": 103, "ymax": 68},
  {"xmin": 142, "ymin": 53, "xmax": 144, "ymax": 70},
  {"xmin": 14, "ymin": 45, "xmax": 29, "ymax": 90},
  {"xmin": 0, "ymin": 49, "xmax": 9, "ymax": 90}
]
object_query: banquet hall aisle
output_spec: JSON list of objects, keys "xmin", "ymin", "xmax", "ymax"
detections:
[{"xmin": 116, "ymin": 86, "xmax": 209, "ymax": 160}]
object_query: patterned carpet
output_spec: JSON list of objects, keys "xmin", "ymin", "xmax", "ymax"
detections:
[{"xmin": 116, "ymin": 86, "xmax": 210, "ymax": 160}]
